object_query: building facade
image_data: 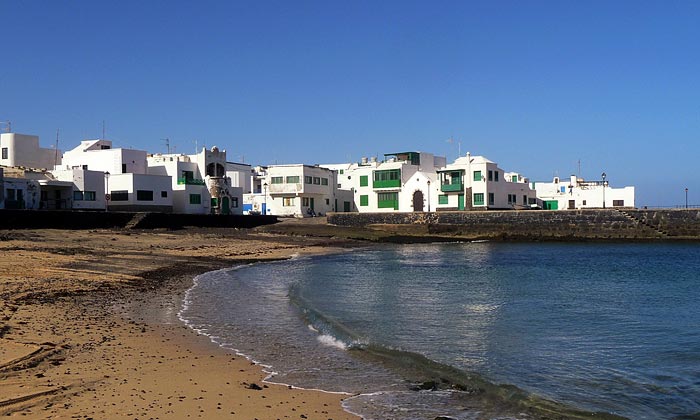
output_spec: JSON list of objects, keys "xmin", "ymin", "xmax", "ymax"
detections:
[
  {"xmin": 534, "ymin": 175, "xmax": 635, "ymax": 210},
  {"xmin": 435, "ymin": 153, "xmax": 537, "ymax": 211},
  {"xmin": 244, "ymin": 164, "xmax": 353, "ymax": 217},
  {"xmin": 325, "ymin": 152, "xmax": 447, "ymax": 213},
  {"xmin": 0, "ymin": 133, "xmax": 61, "ymax": 169}
]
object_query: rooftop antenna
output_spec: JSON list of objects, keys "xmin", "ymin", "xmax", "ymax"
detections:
[
  {"xmin": 0, "ymin": 121, "xmax": 11, "ymax": 133},
  {"xmin": 446, "ymin": 136, "xmax": 461, "ymax": 158},
  {"xmin": 577, "ymin": 159, "xmax": 581, "ymax": 179},
  {"xmin": 162, "ymin": 138, "xmax": 170, "ymax": 154},
  {"xmin": 102, "ymin": 120, "xmax": 106, "ymax": 140},
  {"xmin": 194, "ymin": 139, "xmax": 198, "ymax": 154},
  {"xmin": 54, "ymin": 128, "xmax": 60, "ymax": 168}
]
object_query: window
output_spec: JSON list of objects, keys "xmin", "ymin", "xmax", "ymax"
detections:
[
  {"xmin": 302, "ymin": 197, "xmax": 310, "ymax": 206},
  {"xmin": 271, "ymin": 176, "xmax": 284, "ymax": 184},
  {"xmin": 495, "ymin": 171, "xmax": 499, "ymax": 182},
  {"xmin": 583, "ymin": 200, "xmax": 587, "ymax": 205},
  {"xmin": 232, "ymin": 197, "xmax": 239, "ymax": 208},
  {"xmin": 488, "ymin": 170, "xmax": 493, "ymax": 181},
  {"xmin": 523, "ymin": 195, "xmax": 528, "ymax": 205},
  {"xmin": 613, "ymin": 200, "xmax": 625, "ymax": 207},
  {"xmin": 136, "ymin": 190, "xmax": 153, "ymax": 201},
  {"xmin": 84, "ymin": 191, "xmax": 96, "ymax": 201},
  {"xmin": 313, "ymin": 177, "xmax": 321, "ymax": 185},
  {"xmin": 377, "ymin": 192, "xmax": 399, "ymax": 209},
  {"xmin": 285, "ymin": 176, "xmax": 300, "ymax": 184},
  {"xmin": 73, "ymin": 191, "xmax": 84, "ymax": 201},
  {"xmin": 189, "ymin": 194, "xmax": 201, "ymax": 205},
  {"xmin": 373, "ymin": 169, "xmax": 401, "ymax": 188},
  {"xmin": 488, "ymin": 193, "xmax": 494, "ymax": 205},
  {"xmin": 182, "ymin": 170, "xmax": 194, "ymax": 181},
  {"xmin": 360, "ymin": 175, "xmax": 369, "ymax": 187},
  {"xmin": 111, "ymin": 190, "xmax": 129, "ymax": 201},
  {"xmin": 473, "ymin": 171, "xmax": 482, "ymax": 181},
  {"xmin": 339, "ymin": 169, "xmax": 344, "ymax": 174},
  {"xmin": 321, "ymin": 178, "xmax": 328, "ymax": 186},
  {"xmin": 438, "ymin": 195, "xmax": 449, "ymax": 205},
  {"xmin": 507, "ymin": 194, "xmax": 514, "ymax": 204},
  {"xmin": 512, "ymin": 175, "xmax": 518, "ymax": 182},
  {"xmin": 360, "ymin": 195, "xmax": 369, "ymax": 206},
  {"xmin": 305, "ymin": 176, "xmax": 313, "ymax": 184},
  {"xmin": 325, "ymin": 198, "xmax": 330, "ymax": 205},
  {"xmin": 560, "ymin": 186, "xmax": 566, "ymax": 193},
  {"xmin": 122, "ymin": 163, "xmax": 127, "ymax": 173},
  {"xmin": 1, "ymin": 147, "xmax": 8, "ymax": 159},
  {"xmin": 100, "ymin": 145, "xmax": 111, "ymax": 150},
  {"xmin": 161, "ymin": 191, "xmax": 168, "ymax": 198},
  {"xmin": 283, "ymin": 197, "xmax": 295, "ymax": 206},
  {"xmin": 82, "ymin": 165, "xmax": 88, "ymax": 170},
  {"xmin": 473, "ymin": 193, "xmax": 484, "ymax": 205}
]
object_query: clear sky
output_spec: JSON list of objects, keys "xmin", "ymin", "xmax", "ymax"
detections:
[{"xmin": 1, "ymin": 1, "xmax": 698, "ymax": 207}]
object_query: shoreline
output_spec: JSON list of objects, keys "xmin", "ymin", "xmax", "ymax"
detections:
[{"xmin": 0, "ymin": 227, "xmax": 362, "ymax": 419}]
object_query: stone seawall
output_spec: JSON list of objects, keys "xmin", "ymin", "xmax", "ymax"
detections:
[
  {"xmin": 0, "ymin": 209, "xmax": 278, "ymax": 230},
  {"xmin": 328, "ymin": 209, "xmax": 700, "ymax": 240}
]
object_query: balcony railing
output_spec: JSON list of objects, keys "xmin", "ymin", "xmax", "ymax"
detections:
[
  {"xmin": 373, "ymin": 179, "xmax": 401, "ymax": 189},
  {"xmin": 177, "ymin": 178, "xmax": 206, "ymax": 186},
  {"xmin": 441, "ymin": 182, "xmax": 463, "ymax": 192}
]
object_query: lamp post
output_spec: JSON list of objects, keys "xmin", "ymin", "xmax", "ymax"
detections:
[
  {"xmin": 262, "ymin": 182, "xmax": 268, "ymax": 215},
  {"xmin": 601, "ymin": 172, "xmax": 607, "ymax": 209},
  {"xmin": 686, "ymin": 188, "xmax": 688, "ymax": 209},
  {"xmin": 104, "ymin": 171, "xmax": 110, "ymax": 212},
  {"xmin": 426, "ymin": 180, "xmax": 431, "ymax": 212}
]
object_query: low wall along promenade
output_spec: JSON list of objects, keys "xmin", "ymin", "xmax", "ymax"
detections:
[
  {"xmin": 327, "ymin": 209, "xmax": 700, "ymax": 240},
  {"xmin": 0, "ymin": 209, "xmax": 278, "ymax": 230}
]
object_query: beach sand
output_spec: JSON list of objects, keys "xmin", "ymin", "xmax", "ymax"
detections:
[{"xmin": 0, "ymin": 227, "xmax": 360, "ymax": 419}]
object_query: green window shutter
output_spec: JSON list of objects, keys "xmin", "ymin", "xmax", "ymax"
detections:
[
  {"xmin": 360, "ymin": 175, "xmax": 368, "ymax": 187},
  {"xmin": 189, "ymin": 194, "xmax": 201, "ymax": 205},
  {"xmin": 360, "ymin": 195, "xmax": 369, "ymax": 206},
  {"xmin": 438, "ymin": 195, "xmax": 448, "ymax": 205},
  {"xmin": 473, "ymin": 193, "xmax": 484, "ymax": 206},
  {"xmin": 473, "ymin": 171, "xmax": 482, "ymax": 181}
]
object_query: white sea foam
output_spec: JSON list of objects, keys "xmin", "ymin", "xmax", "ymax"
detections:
[{"xmin": 317, "ymin": 333, "xmax": 348, "ymax": 350}]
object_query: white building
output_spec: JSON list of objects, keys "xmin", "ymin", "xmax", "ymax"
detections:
[
  {"xmin": 59, "ymin": 139, "xmax": 173, "ymax": 212},
  {"xmin": 534, "ymin": 175, "xmax": 635, "ymax": 210},
  {"xmin": 435, "ymin": 153, "xmax": 537, "ymax": 211},
  {"xmin": 244, "ymin": 164, "xmax": 353, "ymax": 217},
  {"xmin": 324, "ymin": 151, "xmax": 446, "ymax": 213},
  {"xmin": 0, "ymin": 167, "xmax": 41, "ymax": 209},
  {"xmin": 0, "ymin": 132, "xmax": 62, "ymax": 169},
  {"xmin": 147, "ymin": 147, "xmax": 244, "ymax": 215}
]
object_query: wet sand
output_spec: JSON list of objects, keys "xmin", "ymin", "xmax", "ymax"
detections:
[{"xmin": 0, "ymin": 227, "xmax": 360, "ymax": 419}]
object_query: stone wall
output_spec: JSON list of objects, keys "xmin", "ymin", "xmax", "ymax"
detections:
[
  {"xmin": 328, "ymin": 209, "xmax": 700, "ymax": 240},
  {"xmin": 0, "ymin": 209, "xmax": 278, "ymax": 230}
]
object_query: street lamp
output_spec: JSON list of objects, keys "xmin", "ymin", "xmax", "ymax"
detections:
[
  {"xmin": 686, "ymin": 188, "xmax": 689, "ymax": 209},
  {"xmin": 104, "ymin": 171, "xmax": 110, "ymax": 212},
  {"xmin": 426, "ymin": 180, "xmax": 431, "ymax": 212},
  {"xmin": 601, "ymin": 172, "xmax": 607, "ymax": 209},
  {"xmin": 262, "ymin": 182, "xmax": 268, "ymax": 215}
]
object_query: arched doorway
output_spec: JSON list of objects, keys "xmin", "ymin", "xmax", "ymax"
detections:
[{"xmin": 413, "ymin": 190, "xmax": 424, "ymax": 212}]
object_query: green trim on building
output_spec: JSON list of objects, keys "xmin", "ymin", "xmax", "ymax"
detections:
[
  {"xmin": 360, "ymin": 195, "xmax": 369, "ymax": 206},
  {"xmin": 360, "ymin": 175, "xmax": 368, "ymax": 187},
  {"xmin": 373, "ymin": 169, "xmax": 401, "ymax": 188},
  {"xmin": 473, "ymin": 193, "xmax": 484, "ymax": 206},
  {"xmin": 473, "ymin": 171, "xmax": 482, "ymax": 181},
  {"xmin": 438, "ymin": 195, "xmax": 449, "ymax": 205},
  {"xmin": 377, "ymin": 192, "xmax": 399, "ymax": 210}
]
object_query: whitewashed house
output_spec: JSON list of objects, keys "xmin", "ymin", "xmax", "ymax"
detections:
[
  {"xmin": 0, "ymin": 167, "xmax": 41, "ymax": 209},
  {"xmin": 324, "ymin": 151, "xmax": 446, "ymax": 213},
  {"xmin": 147, "ymin": 147, "xmax": 244, "ymax": 215},
  {"xmin": 534, "ymin": 175, "xmax": 635, "ymax": 210},
  {"xmin": 0, "ymin": 132, "xmax": 62, "ymax": 169},
  {"xmin": 435, "ymin": 153, "xmax": 537, "ymax": 211},
  {"xmin": 59, "ymin": 139, "xmax": 173, "ymax": 212},
  {"xmin": 51, "ymin": 168, "xmax": 107, "ymax": 210},
  {"xmin": 244, "ymin": 164, "xmax": 353, "ymax": 217}
]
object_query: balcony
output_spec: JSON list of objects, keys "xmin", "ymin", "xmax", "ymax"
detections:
[
  {"xmin": 177, "ymin": 178, "xmax": 206, "ymax": 186},
  {"xmin": 373, "ymin": 169, "xmax": 401, "ymax": 189},
  {"xmin": 441, "ymin": 181, "xmax": 463, "ymax": 192}
]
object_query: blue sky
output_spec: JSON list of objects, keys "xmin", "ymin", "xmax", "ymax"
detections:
[{"xmin": 1, "ymin": 1, "xmax": 698, "ymax": 206}]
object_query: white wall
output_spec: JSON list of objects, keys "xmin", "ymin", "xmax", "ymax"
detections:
[
  {"xmin": 0, "ymin": 133, "xmax": 61, "ymax": 169},
  {"xmin": 52, "ymin": 169, "xmax": 107, "ymax": 210},
  {"xmin": 107, "ymin": 173, "xmax": 173, "ymax": 211}
]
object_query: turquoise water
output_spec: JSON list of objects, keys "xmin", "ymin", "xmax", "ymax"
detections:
[{"xmin": 180, "ymin": 242, "xmax": 700, "ymax": 419}]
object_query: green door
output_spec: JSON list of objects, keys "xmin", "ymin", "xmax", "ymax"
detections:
[
  {"xmin": 343, "ymin": 201, "xmax": 351, "ymax": 212},
  {"xmin": 544, "ymin": 200, "xmax": 558, "ymax": 210},
  {"xmin": 310, "ymin": 197, "xmax": 315, "ymax": 211},
  {"xmin": 222, "ymin": 197, "xmax": 230, "ymax": 215},
  {"xmin": 458, "ymin": 194, "xmax": 465, "ymax": 211}
]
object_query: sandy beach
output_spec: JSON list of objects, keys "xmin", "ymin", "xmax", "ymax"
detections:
[{"xmin": 0, "ymin": 226, "xmax": 360, "ymax": 419}]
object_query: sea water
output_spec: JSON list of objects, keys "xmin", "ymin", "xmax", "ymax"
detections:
[{"xmin": 179, "ymin": 242, "xmax": 700, "ymax": 419}]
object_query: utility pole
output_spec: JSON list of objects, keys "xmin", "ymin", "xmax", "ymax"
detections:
[
  {"xmin": 162, "ymin": 138, "xmax": 170, "ymax": 154},
  {"xmin": 54, "ymin": 129, "xmax": 60, "ymax": 168}
]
